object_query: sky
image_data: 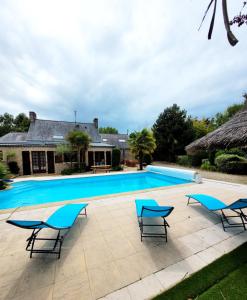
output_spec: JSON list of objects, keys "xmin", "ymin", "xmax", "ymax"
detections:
[{"xmin": 0, "ymin": 0, "xmax": 246, "ymax": 133}]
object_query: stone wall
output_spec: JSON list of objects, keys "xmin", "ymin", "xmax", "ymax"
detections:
[{"xmin": 0, "ymin": 146, "xmax": 114, "ymax": 175}]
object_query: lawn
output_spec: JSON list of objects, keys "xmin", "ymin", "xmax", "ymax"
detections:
[{"xmin": 154, "ymin": 242, "xmax": 247, "ymax": 300}]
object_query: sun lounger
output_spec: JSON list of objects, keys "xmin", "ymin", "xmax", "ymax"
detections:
[
  {"xmin": 7, "ymin": 203, "xmax": 88, "ymax": 258},
  {"xmin": 135, "ymin": 199, "xmax": 174, "ymax": 241},
  {"xmin": 186, "ymin": 194, "xmax": 247, "ymax": 231}
]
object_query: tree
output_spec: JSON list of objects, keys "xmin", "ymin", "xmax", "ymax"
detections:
[
  {"xmin": 192, "ymin": 118, "xmax": 214, "ymax": 139},
  {"xmin": 0, "ymin": 113, "xmax": 14, "ymax": 137},
  {"xmin": 128, "ymin": 129, "xmax": 156, "ymax": 170},
  {"xmin": 152, "ymin": 104, "xmax": 194, "ymax": 162},
  {"xmin": 0, "ymin": 112, "xmax": 30, "ymax": 137},
  {"xmin": 14, "ymin": 113, "xmax": 30, "ymax": 132},
  {"xmin": 213, "ymin": 101, "xmax": 245, "ymax": 128},
  {"xmin": 66, "ymin": 130, "xmax": 91, "ymax": 170},
  {"xmin": 112, "ymin": 148, "xmax": 121, "ymax": 167},
  {"xmin": 99, "ymin": 127, "xmax": 119, "ymax": 134}
]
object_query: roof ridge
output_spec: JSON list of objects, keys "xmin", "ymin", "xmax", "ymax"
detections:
[{"xmin": 35, "ymin": 119, "xmax": 93, "ymax": 125}]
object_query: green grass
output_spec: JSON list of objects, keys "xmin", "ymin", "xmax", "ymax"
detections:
[
  {"xmin": 198, "ymin": 263, "xmax": 247, "ymax": 300},
  {"xmin": 153, "ymin": 242, "xmax": 247, "ymax": 300}
]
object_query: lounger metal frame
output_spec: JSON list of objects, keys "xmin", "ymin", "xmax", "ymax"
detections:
[
  {"xmin": 25, "ymin": 208, "xmax": 87, "ymax": 259},
  {"xmin": 138, "ymin": 207, "xmax": 171, "ymax": 241},
  {"xmin": 187, "ymin": 197, "xmax": 247, "ymax": 231}
]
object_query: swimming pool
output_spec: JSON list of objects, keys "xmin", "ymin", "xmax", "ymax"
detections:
[{"xmin": 0, "ymin": 172, "xmax": 191, "ymax": 209}]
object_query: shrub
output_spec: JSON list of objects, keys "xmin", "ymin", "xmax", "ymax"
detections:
[
  {"xmin": 8, "ymin": 161, "xmax": 19, "ymax": 174},
  {"xmin": 73, "ymin": 162, "xmax": 86, "ymax": 172},
  {"xmin": 0, "ymin": 162, "xmax": 8, "ymax": 178},
  {"xmin": 222, "ymin": 161, "xmax": 247, "ymax": 174},
  {"xmin": 200, "ymin": 159, "xmax": 217, "ymax": 171},
  {"xmin": 228, "ymin": 148, "xmax": 247, "ymax": 157},
  {"xmin": 0, "ymin": 163, "xmax": 9, "ymax": 190},
  {"xmin": 188, "ymin": 151, "xmax": 208, "ymax": 167},
  {"xmin": 0, "ymin": 180, "xmax": 6, "ymax": 190},
  {"xmin": 215, "ymin": 148, "xmax": 247, "ymax": 158},
  {"xmin": 208, "ymin": 151, "xmax": 216, "ymax": 165},
  {"xmin": 215, "ymin": 154, "xmax": 246, "ymax": 173},
  {"xmin": 143, "ymin": 153, "xmax": 152, "ymax": 165},
  {"xmin": 177, "ymin": 155, "xmax": 192, "ymax": 167},
  {"xmin": 111, "ymin": 165, "xmax": 123, "ymax": 171},
  {"xmin": 112, "ymin": 148, "xmax": 121, "ymax": 167},
  {"xmin": 61, "ymin": 168, "xmax": 74, "ymax": 175}
]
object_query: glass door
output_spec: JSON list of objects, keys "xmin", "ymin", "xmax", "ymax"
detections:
[{"xmin": 32, "ymin": 151, "xmax": 46, "ymax": 173}]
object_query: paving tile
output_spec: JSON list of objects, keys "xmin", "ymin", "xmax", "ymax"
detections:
[
  {"xmin": 11, "ymin": 284, "xmax": 53, "ymax": 300},
  {"xmin": 196, "ymin": 246, "xmax": 222, "ymax": 264},
  {"xmin": 144, "ymin": 244, "xmax": 182, "ymax": 272},
  {"xmin": 53, "ymin": 271, "xmax": 92, "ymax": 300},
  {"xmin": 154, "ymin": 260, "xmax": 190, "ymax": 290},
  {"xmin": 194, "ymin": 227, "xmax": 226, "ymax": 246},
  {"xmin": 84, "ymin": 244, "xmax": 113, "ymax": 269},
  {"xmin": 107, "ymin": 238, "xmax": 136, "ymax": 260},
  {"xmin": 55, "ymin": 247, "xmax": 87, "ymax": 282},
  {"xmin": 178, "ymin": 232, "xmax": 210, "ymax": 253},
  {"xmin": 88, "ymin": 262, "xmax": 124, "ymax": 299},
  {"xmin": 183, "ymin": 254, "xmax": 208, "ymax": 272},
  {"xmin": 8, "ymin": 257, "xmax": 57, "ymax": 298},
  {"xmin": 127, "ymin": 274, "xmax": 163, "ymax": 300},
  {"xmin": 213, "ymin": 233, "xmax": 247, "ymax": 255},
  {"xmin": 104, "ymin": 287, "xmax": 131, "ymax": 300}
]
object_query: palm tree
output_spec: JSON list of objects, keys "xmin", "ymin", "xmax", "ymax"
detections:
[
  {"xmin": 66, "ymin": 130, "xmax": 91, "ymax": 171},
  {"xmin": 128, "ymin": 128, "xmax": 156, "ymax": 170}
]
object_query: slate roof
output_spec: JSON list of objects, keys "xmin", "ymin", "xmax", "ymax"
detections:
[
  {"xmin": 0, "ymin": 119, "xmax": 114, "ymax": 148},
  {"xmin": 100, "ymin": 134, "xmax": 129, "ymax": 149},
  {"xmin": 0, "ymin": 132, "xmax": 28, "ymax": 144},
  {"xmin": 27, "ymin": 119, "xmax": 102, "ymax": 143}
]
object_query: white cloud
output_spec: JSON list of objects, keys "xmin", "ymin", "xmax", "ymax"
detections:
[{"xmin": 0, "ymin": 0, "xmax": 246, "ymax": 132}]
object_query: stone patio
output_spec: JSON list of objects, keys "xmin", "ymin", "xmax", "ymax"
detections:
[{"xmin": 0, "ymin": 178, "xmax": 247, "ymax": 300}]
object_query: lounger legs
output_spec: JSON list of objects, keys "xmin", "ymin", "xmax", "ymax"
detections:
[
  {"xmin": 26, "ymin": 229, "xmax": 63, "ymax": 258},
  {"xmin": 188, "ymin": 197, "xmax": 247, "ymax": 231},
  {"xmin": 138, "ymin": 217, "xmax": 170, "ymax": 242},
  {"xmin": 25, "ymin": 208, "xmax": 88, "ymax": 259},
  {"xmin": 221, "ymin": 209, "xmax": 247, "ymax": 231}
]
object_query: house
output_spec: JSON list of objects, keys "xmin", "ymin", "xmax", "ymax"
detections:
[
  {"xmin": 0, "ymin": 112, "xmax": 114, "ymax": 175},
  {"xmin": 100, "ymin": 133, "xmax": 132, "ymax": 162}
]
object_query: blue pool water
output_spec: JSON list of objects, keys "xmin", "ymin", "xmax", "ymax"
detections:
[{"xmin": 0, "ymin": 172, "xmax": 191, "ymax": 209}]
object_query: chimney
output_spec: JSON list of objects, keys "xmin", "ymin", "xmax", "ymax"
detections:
[
  {"xmin": 93, "ymin": 118, "xmax": 98, "ymax": 129},
  {"xmin": 29, "ymin": 111, "xmax": 37, "ymax": 122}
]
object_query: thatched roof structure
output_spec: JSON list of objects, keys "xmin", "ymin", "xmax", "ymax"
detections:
[{"xmin": 186, "ymin": 103, "xmax": 247, "ymax": 155}]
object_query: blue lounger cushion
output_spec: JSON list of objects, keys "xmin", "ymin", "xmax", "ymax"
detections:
[
  {"xmin": 135, "ymin": 199, "xmax": 174, "ymax": 218},
  {"xmin": 186, "ymin": 194, "xmax": 226, "ymax": 210},
  {"xmin": 186, "ymin": 194, "xmax": 247, "ymax": 211},
  {"xmin": 7, "ymin": 203, "xmax": 88, "ymax": 230}
]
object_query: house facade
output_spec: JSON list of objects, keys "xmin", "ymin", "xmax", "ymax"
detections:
[
  {"xmin": 100, "ymin": 133, "xmax": 132, "ymax": 162},
  {"xmin": 0, "ymin": 112, "xmax": 115, "ymax": 175}
]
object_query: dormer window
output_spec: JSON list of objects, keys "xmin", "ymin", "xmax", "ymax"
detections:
[
  {"xmin": 118, "ymin": 139, "xmax": 126, "ymax": 142},
  {"xmin": 53, "ymin": 135, "xmax": 64, "ymax": 139},
  {"xmin": 102, "ymin": 138, "xmax": 108, "ymax": 142}
]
